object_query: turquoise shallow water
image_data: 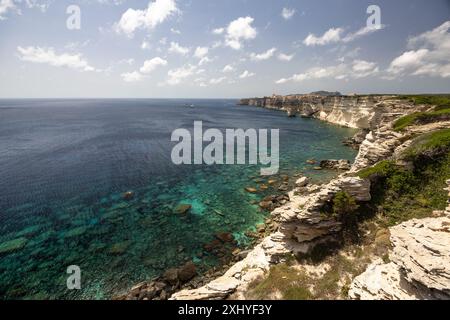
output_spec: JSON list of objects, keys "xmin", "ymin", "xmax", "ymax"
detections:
[{"xmin": 0, "ymin": 99, "xmax": 357, "ymax": 299}]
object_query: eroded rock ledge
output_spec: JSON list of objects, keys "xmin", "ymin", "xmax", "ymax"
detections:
[{"xmin": 349, "ymin": 180, "xmax": 450, "ymax": 300}]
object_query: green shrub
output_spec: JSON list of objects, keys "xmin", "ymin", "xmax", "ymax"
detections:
[
  {"xmin": 404, "ymin": 129, "xmax": 450, "ymax": 158},
  {"xmin": 332, "ymin": 191, "xmax": 359, "ymax": 229},
  {"xmin": 357, "ymin": 160, "xmax": 396, "ymax": 179}
]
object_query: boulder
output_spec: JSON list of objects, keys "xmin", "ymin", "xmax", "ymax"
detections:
[
  {"xmin": 295, "ymin": 176, "xmax": 309, "ymax": 187},
  {"xmin": 178, "ymin": 261, "xmax": 197, "ymax": 283},
  {"xmin": 320, "ymin": 159, "xmax": 351, "ymax": 170},
  {"xmin": 163, "ymin": 268, "xmax": 179, "ymax": 285}
]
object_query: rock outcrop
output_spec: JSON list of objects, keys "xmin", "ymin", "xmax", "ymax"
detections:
[
  {"xmin": 319, "ymin": 159, "xmax": 351, "ymax": 170},
  {"xmin": 170, "ymin": 176, "xmax": 372, "ymax": 300},
  {"xmin": 349, "ymin": 180, "xmax": 450, "ymax": 300}
]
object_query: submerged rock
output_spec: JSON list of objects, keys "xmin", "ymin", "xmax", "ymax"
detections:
[
  {"xmin": 0, "ymin": 237, "xmax": 28, "ymax": 255},
  {"xmin": 244, "ymin": 187, "xmax": 258, "ymax": 193},
  {"xmin": 123, "ymin": 191, "xmax": 134, "ymax": 201},
  {"xmin": 215, "ymin": 232, "xmax": 234, "ymax": 243},
  {"xmin": 174, "ymin": 204, "xmax": 192, "ymax": 215},
  {"xmin": 108, "ymin": 241, "xmax": 131, "ymax": 255}
]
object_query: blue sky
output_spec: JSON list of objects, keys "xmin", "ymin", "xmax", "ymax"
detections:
[{"xmin": 0, "ymin": 0, "xmax": 449, "ymax": 98}]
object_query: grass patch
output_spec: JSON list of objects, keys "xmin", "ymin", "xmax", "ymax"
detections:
[
  {"xmin": 393, "ymin": 108, "xmax": 450, "ymax": 131},
  {"xmin": 398, "ymin": 94, "xmax": 450, "ymax": 108},
  {"xmin": 403, "ymin": 128, "xmax": 450, "ymax": 158},
  {"xmin": 246, "ymin": 264, "xmax": 313, "ymax": 300}
]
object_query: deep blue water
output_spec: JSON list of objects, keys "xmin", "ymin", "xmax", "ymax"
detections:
[{"xmin": 0, "ymin": 99, "xmax": 357, "ymax": 299}]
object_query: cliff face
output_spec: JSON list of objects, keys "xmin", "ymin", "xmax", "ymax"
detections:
[{"xmin": 239, "ymin": 95, "xmax": 409, "ymax": 130}]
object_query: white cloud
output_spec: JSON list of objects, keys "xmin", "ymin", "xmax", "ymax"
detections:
[
  {"xmin": 303, "ymin": 28, "xmax": 343, "ymax": 46},
  {"xmin": 281, "ymin": 8, "xmax": 295, "ymax": 20},
  {"xmin": 170, "ymin": 27, "xmax": 180, "ymax": 34},
  {"xmin": 250, "ymin": 47, "xmax": 277, "ymax": 61},
  {"xmin": 17, "ymin": 46, "xmax": 97, "ymax": 72},
  {"xmin": 141, "ymin": 40, "xmax": 151, "ymax": 50},
  {"xmin": 222, "ymin": 64, "xmax": 234, "ymax": 73},
  {"xmin": 168, "ymin": 41, "xmax": 190, "ymax": 55},
  {"xmin": 343, "ymin": 25, "xmax": 385, "ymax": 42},
  {"xmin": 212, "ymin": 27, "xmax": 224, "ymax": 35},
  {"xmin": 115, "ymin": 0, "xmax": 179, "ymax": 37},
  {"xmin": 209, "ymin": 76, "xmax": 226, "ymax": 85},
  {"xmin": 276, "ymin": 60, "xmax": 379, "ymax": 83},
  {"xmin": 224, "ymin": 16, "xmax": 257, "ymax": 50},
  {"xmin": 0, "ymin": 0, "xmax": 18, "ymax": 20},
  {"xmin": 24, "ymin": 0, "xmax": 52, "ymax": 12},
  {"xmin": 277, "ymin": 53, "xmax": 294, "ymax": 62},
  {"xmin": 387, "ymin": 21, "xmax": 450, "ymax": 78},
  {"xmin": 121, "ymin": 71, "xmax": 144, "ymax": 82},
  {"xmin": 167, "ymin": 64, "xmax": 197, "ymax": 85},
  {"xmin": 352, "ymin": 59, "xmax": 379, "ymax": 78},
  {"xmin": 194, "ymin": 46, "xmax": 208, "ymax": 59},
  {"xmin": 387, "ymin": 49, "xmax": 429, "ymax": 74},
  {"xmin": 198, "ymin": 56, "xmax": 212, "ymax": 66},
  {"xmin": 139, "ymin": 57, "xmax": 167, "ymax": 74},
  {"xmin": 304, "ymin": 25, "xmax": 385, "ymax": 46},
  {"xmin": 239, "ymin": 70, "xmax": 255, "ymax": 79}
]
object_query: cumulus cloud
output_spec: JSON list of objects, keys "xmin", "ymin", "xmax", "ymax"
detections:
[
  {"xmin": 115, "ymin": 0, "xmax": 179, "ymax": 37},
  {"xmin": 224, "ymin": 16, "xmax": 257, "ymax": 50},
  {"xmin": 0, "ymin": 0, "xmax": 18, "ymax": 20},
  {"xmin": 17, "ymin": 46, "xmax": 97, "ymax": 72},
  {"xmin": 303, "ymin": 28, "xmax": 343, "ymax": 46},
  {"xmin": 194, "ymin": 46, "xmax": 208, "ymax": 59},
  {"xmin": 277, "ymin": 53, "xmax": 294, "ymax": 62},
  {"xmin": 222, "ymin": 64, "xmax": 234, "ymax": 73},
  {"xmin": 239, "ymin": 70, "xmax": 255, "ymax": 79},
  {"xmin": 281, "ymin": 8, "xmax": 295, "ymax": 20},
  {"xmin": 387, "ymin": 21, "xmax": 450, "ymax": 78},
  {"xmin": 139, "ymin": 57, "xmax": 167, "ymax": 74},
  {"xmin": 276, "ymin": 60, "xmax": 378, "ymax": 84},
  {"xmin": 352, "ymin": 59, "xmax": 379, "ymax": 78},
  {"xmin": 250, "ymin": 47, "xmax": 277, "ymax": 61},
  {"xmin": 168, "ymin": 41, "xmax": 190, "ymax": 55},
  {"xmin": 167, "ymin": 64, "xmax": 197, "ymax": 85}
]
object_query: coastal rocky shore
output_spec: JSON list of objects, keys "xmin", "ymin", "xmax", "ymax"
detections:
[{"xmin": 123, "ymin": 93, "xmax": 450, "ymax": 300}]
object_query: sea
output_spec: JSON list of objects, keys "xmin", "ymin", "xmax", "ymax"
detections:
[{"xmin": 0, "ymin": 99, "xmax": 357, "ymax": 299}]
